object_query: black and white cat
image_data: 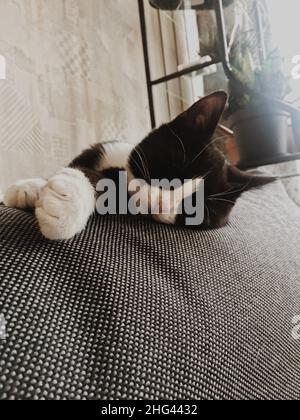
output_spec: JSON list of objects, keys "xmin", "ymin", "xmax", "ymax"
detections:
[{"xmin": 4, "ymin": 92, "xmax": 273, "ymax": 240}]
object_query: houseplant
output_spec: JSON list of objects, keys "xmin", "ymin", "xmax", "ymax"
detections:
[{"xmin": 227, "ymin": 41, "xmax": 291, "ymax": 166}]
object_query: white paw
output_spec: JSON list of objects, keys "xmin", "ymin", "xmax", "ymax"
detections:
[
  {"xmin": 4, "ymin": 178, "xmax": 47, "ymax": 209},
  {"xmin": 36, "ymin": 168, "xmax": 95, "ymax": 241}
]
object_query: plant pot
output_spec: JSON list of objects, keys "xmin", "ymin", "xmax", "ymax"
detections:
[
  {"xmin": 149, "ymin": 0, "xmax": 182, "ymax": 10},
  {"xmin": 229, "ymin": 104, "xmax": 289, "ymax": 167}
]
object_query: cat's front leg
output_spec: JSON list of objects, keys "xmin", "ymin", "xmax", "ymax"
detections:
[
  {"xmin": 35, "ymin": 168, "xmax": 95, "ymax": 241},
  {"xmin": 4, "ymin": 178, "xmax": 47, "ymax": 209}
]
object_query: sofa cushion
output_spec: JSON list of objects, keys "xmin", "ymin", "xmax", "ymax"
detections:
[{"xmin": 0, "ymin": 180, "xmax": 300, "ymax": 400}]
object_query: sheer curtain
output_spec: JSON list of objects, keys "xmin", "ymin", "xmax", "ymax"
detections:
[
  {"xmin": 263, "ymin": 0, "xmax": 300, "ymax": 204},
  {"xmin": 144, "ymin": 0, "xmax": 205, "ymax": 126},
  {"xmin": 0, "ymin": 0, "xmax": 150, "ymax": 193}
]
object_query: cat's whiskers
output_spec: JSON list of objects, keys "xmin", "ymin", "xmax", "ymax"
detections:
[
  {"xmin": 192, "ymin": 170, "xmax": 212, "ymax": 181},
  {"xmin": 209, "ymin": 179, "xmax": 252, "ymax": 199},
  {"xmin": 166, "ymin": 124, "xmax": 186, "ymax": 165},
  {"xmin": 130, "ymin": 155, "xmax": 149, "ymax": 183},
  {"xmin": 208, "ymin": 197, "xmax": 236, "ymax": 205},
  {"xmin": 190, "ymin": 135, "xmax": 229, "ymax": 166},
  {"xmin": 135, "ymin": 146, "xmax": 151, "ymax": 183},
  {"xmin": 139, "ymin": 146, "xmax": 152, "ymax": 181}
]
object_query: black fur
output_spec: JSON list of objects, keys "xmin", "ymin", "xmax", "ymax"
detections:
[
  {"xmin": 70, "ymin": 144, "xmax": 104, "ymax": 187},
  {"xmin": 70, "ymin": 92, "xmax": 274, "ymax": 229},
  {"xmin": 128, "ymin": 92, "xmax": 274, "ymax": 229}
]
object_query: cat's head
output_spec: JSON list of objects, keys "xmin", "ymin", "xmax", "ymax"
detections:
[{"xmin": 128, "ymin": 91, "xmax": 274, "ymax": 229}]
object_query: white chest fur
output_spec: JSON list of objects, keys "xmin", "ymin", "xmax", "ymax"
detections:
[{"xmin": 99, "ymin": 142, "xmax": 134, "ymax": 171}]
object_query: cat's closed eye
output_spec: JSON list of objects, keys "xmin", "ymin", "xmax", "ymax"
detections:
[{"xmin": 128, "ymin": 91, "xmax": 275, "ymax": 229}]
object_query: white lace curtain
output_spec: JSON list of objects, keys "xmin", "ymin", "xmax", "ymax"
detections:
[
  {"xmin": 0, "ymin": 0, "xmax": 150, "ymax": 193},
  {"xmin": 144, "ymin": 1, "xmax": 205, "ymax": 126}
]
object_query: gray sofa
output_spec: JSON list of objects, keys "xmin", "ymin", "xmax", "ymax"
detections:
[{"xmin": 0, "ymin": 180, "xmax": 300, "ymax": 400}]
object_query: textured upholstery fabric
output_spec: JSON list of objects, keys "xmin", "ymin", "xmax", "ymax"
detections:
[{"xmin": 0, "ymin": 181, "xmax": 300, "ymax": 400}]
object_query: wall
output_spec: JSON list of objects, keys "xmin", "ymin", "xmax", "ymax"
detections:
[{"xmin": 0, "ymin": 0, "xmax": 150, "ymax": 192}]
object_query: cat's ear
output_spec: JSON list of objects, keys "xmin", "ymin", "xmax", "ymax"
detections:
[
  {"xmin": 226, "ymin": 166, "xmax": 276, "ymax": 200},
  {"xmin": 180, "ymin": 91, "xmax": 228, "ymax": 135}
]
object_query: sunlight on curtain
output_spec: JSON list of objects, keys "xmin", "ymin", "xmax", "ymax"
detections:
[
  {"xmin": 264, "ymin": 0, "xmax": 300, "ymax": 204},
  {"xmin": 265, "ymin": 0, "xmax": 300, "ymax": 102},
  {"xmin": 0, "ymin": 0, "xmax": 149, "ymax": 192}
]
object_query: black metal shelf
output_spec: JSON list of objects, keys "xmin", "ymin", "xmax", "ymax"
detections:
[
  {"xmin": 138, "ymin": 0, "xmax": 300, "ymax": 170},
  {"xmin": 151, "ymin": 59, "xmax": 219, "ymax": 86},
  {"xmin": 138, "ymin": 0, "xmax": 224, "ymax": 129}
]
